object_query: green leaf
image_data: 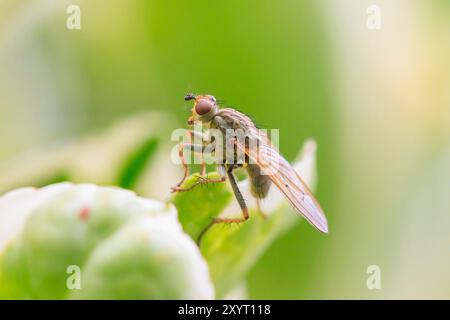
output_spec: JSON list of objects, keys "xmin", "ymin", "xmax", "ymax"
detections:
[
  {"xmin": 171, "ymin": 172, "xmax": 298, "ymax": 298},
  {"xmin": 170, "ymin": 140, "xmax": 318, "ymax": 298},
  {"xmin": 117, "ymin": 137, "xmax": 159, "ymax": 189},
  {"xmin": 0, "ymin": 112, "xmax": 174, "ymax": 194},
  {"xmin": 172, "ymin": 172, "xmax": 233, "ymax": 241},
  {"xmin": 201, "ymin": 207, "xmax": 296, "ymax": 298}
]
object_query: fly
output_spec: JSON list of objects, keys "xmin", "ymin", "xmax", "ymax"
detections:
[{"xmin": 171, "ymin": 93, "xmax": 328, "ymax": 243}]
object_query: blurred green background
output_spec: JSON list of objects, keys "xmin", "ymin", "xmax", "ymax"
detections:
[{"xmin": 0, "ymin": 0, "xmax": 449, "ymax": 299}]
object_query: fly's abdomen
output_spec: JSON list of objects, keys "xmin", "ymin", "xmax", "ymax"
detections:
[{"xmin": 246, "ymin": 164, "xmax": 272, "ymax": 199}]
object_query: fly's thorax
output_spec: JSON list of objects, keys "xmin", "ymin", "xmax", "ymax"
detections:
[
  {"xmin": 216, "ymin": 108, "xmax": 256, "ymax": 131},
  {"xmin": 210, "ymin": 110, "xmax": 264, "ymax": 166},
  {"xmin": 209, "ymin": 115, "xmax": 240, "ymax": 165}
]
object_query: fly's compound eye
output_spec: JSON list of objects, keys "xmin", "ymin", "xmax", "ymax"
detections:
[{"xmin": 195, "ymin": 99, "xmax": 213, "ymax": 115}]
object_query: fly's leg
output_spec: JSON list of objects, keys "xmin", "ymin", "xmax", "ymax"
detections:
[
  {"xmin": 215, "ymin": 167, "xmax": 249, "ymax": 223},
  {"xmin": 197, "ymin": 166, "xmax": 249, "ymax": 245},
  {"xmin": 172, "ymin": 142, "xmax": 191, "ymax": 189},
  {"xmin": 172, "ymin": 129, "xmax": 211, "ymax": 190},
  {"xmin": 255, "ymin": 199, "xmax": 267, "ymax": 219},
  {"xmin": 188, "ymin": 130, "xmax": 206, "ymax": 176},
  {"xmin": 200, "ymin": 155, "xmax": 206, "ymax": 176},
  {"xmin": 171, "ymin": 159, "xmax": 225, "ymax": 193}
]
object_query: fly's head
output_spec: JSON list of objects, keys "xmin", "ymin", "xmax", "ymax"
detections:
[{"xmin": 184, "ymin": 93, "xmax": 218, "ymax": 126}]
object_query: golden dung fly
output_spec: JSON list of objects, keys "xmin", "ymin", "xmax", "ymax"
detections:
[{"xmin": 172, "ymin": 94, "xmax": 328, "ymax": 242}]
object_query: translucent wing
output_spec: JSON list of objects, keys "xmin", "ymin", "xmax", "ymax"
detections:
[{"xmin": 235, "ymin": 131, "xmax": 328, "ymax": 233}]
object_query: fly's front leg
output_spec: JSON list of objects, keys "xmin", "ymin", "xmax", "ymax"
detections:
[
  {"xmin": 171, "ymin": 141, "xmax": 224, "ymax": 192},
  {"xmin": 188, "ymin": 130, "xmax": 206, "ymax": 176},
  {"xmin": 173, "ymin": 142, "xmax": 190, "ymax": 189},
  {"xmin": 171, "ymin": 142, "xmax": 211, "ymax": 192},
  {"xmin": 172, "ymin": 129, "xmax": 208, "ymax": 189},
  {"xmin": 172, "ymin": 162, "xmax": 226, "ymax": 193}
]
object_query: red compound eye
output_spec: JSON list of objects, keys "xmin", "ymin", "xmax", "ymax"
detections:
[{"xmin": 195, "ymin": 99, "xmax": 212, "ymax": 115}]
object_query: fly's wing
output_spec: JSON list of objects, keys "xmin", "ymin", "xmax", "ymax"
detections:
[{"xmin": 235, "ymin": 132, "xmax": 328, "ymax": 233}]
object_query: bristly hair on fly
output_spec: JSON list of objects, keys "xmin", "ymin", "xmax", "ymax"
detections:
[
  {"xmin": 174, "ymin": 92, "xmax": 329, "ymax": 237},
  {"xmin": 183, "ymin": 93, "xmax": 226, "ymax": 111},
  {"xmin": 223, "ymin": 104, "xmax": 265, "ymax": 130},
  {"xmin": 245, "ymin": 112, "xmax": 265, "ymax": 129},
  {"xmin": 183, "ymin": 92, "xmax": 198, "ymax": 111},
  {"xmin": 183, "ymin": 95, "xmax": 264, "ymax": 128},
  {"xmin": 215, "ymin": 98, "xmax": 226, "ymax": 105}
]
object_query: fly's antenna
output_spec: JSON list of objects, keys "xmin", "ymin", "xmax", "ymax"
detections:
[{"xmin": 184, "ymin": 93, "xmax": 196, "ymax": 101}]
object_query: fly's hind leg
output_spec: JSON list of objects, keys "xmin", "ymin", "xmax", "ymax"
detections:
[
  {"xmin": 214, "ymin": 166, "xmax": 249, "ymax": 223},
  {"xmin": 256, "ymin": 199, "xmax": 267, "ymax": 220},
  {"xmin": 197, "ymin": 165, "xmax": 249, "ymax": 245}
]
